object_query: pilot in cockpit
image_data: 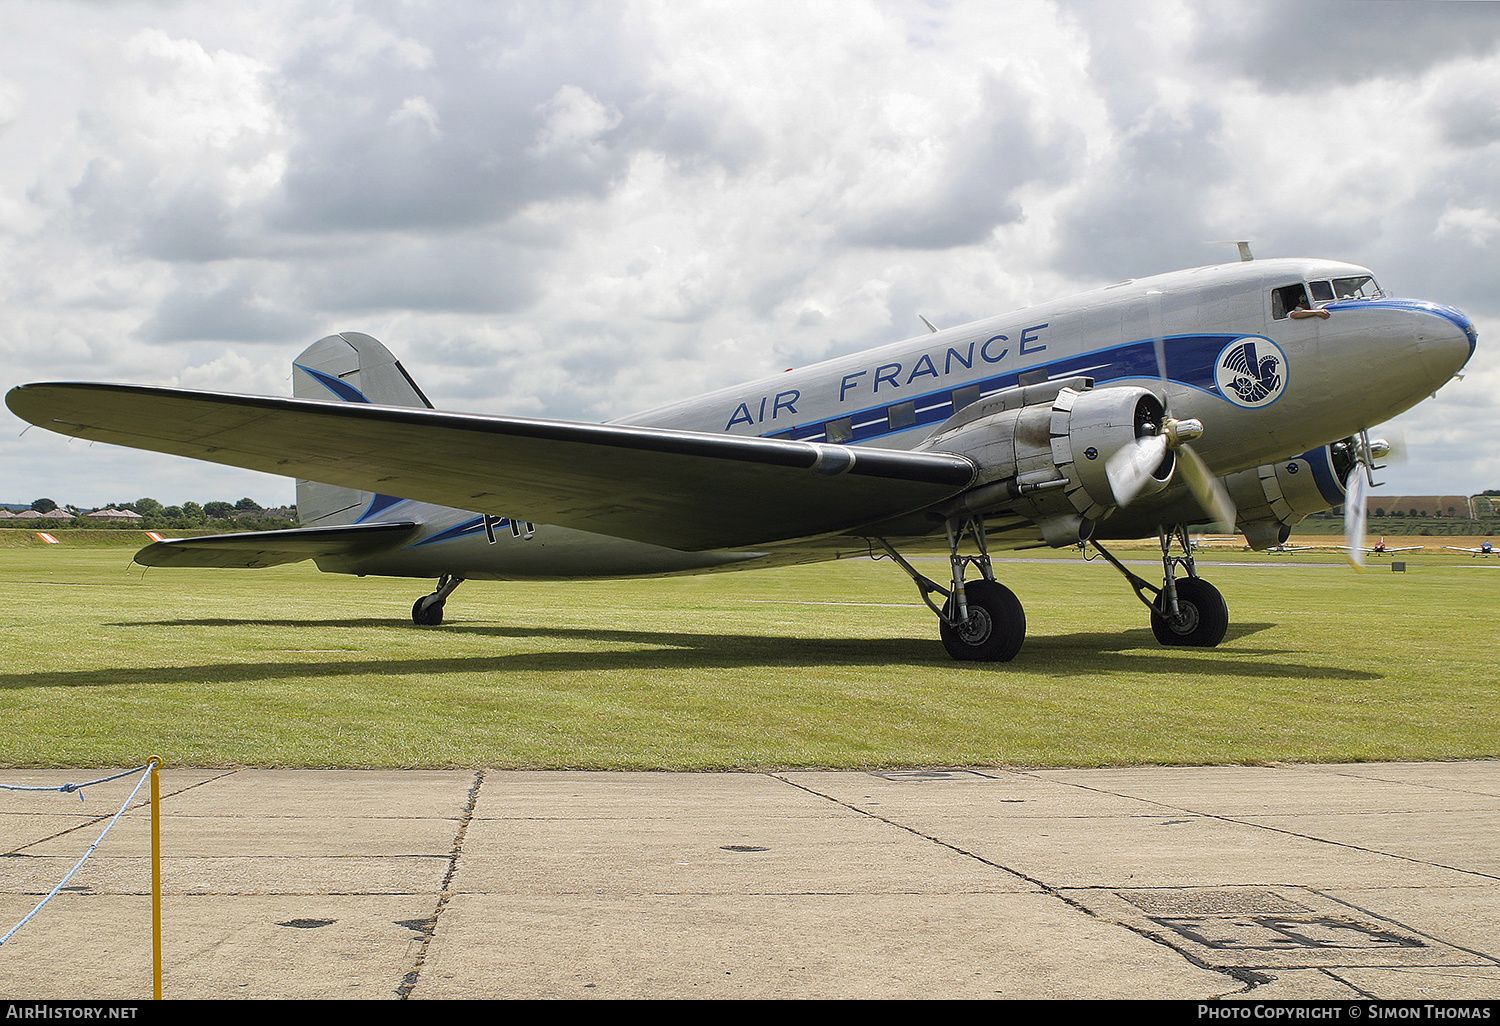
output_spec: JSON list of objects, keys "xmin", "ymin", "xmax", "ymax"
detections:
[{"xmin": 1289, "ymin": 294, "xmax": 1331, "ymax": 320}]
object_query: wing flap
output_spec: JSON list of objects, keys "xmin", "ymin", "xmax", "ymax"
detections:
[
  {"xmin": 135, "ymin": 521, "xmax": 421, "ymax": 569},
  {"xmin": 8, "ymin": 383, "xmax": 975, "ymax": 550}
]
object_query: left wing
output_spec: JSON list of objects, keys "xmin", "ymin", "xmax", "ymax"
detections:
[{"xmin": 7, "ymin": 383, "xmax": 976, "ymax": 551}]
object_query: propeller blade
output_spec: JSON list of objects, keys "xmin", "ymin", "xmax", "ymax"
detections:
[
  {"xmin": 1105, "ymin": 433, "xmax": 1169, "ymax": 507},
  {"xmin": 1344, "ymin": 465, "xmax": 1368, "ymax": 571},
  {"xmin": 1178, "ymin": 443, "xmax": 1237, "ymax": 529}
]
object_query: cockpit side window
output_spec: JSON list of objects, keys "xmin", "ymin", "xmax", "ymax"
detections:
[
  {"xmin": 1309, "ymin": 280, "xmax": 1334, "ymax": 303},
  {"xmin": 1271, "ymin": 283, "xmax": 1309, "ymax": 320}
]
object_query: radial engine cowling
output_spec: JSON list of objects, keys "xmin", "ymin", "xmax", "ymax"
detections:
[
  {"xmin": 919, "ymin": 381, "xmax": 1174, "ymax": 546},
  {"xmin": 1224, "ymin": 440, "xmax": 1354, "ymax": 550}
]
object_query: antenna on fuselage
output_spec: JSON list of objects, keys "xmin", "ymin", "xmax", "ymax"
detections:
[
  {"xmin": 919, "ymin": 315, "xmax": 939, "ymax": 334},
  {"xmin": 1208, "ymin": 240, "xmax": 1255, "ymax": 262}
]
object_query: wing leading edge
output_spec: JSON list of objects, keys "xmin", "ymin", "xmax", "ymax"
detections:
[{"xmin": 7, "ymin": 383, "xmax": 976, "ymax": 551}]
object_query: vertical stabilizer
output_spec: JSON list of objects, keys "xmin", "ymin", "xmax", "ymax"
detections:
[{"xmin": 292, "ymin": 333, "xmax": 432, "ymax": 526}]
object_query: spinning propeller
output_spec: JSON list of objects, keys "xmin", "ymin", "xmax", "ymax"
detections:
[
  {"xmin": 1341, "ymin": 430, "xmax": 1400, "ymax": 570},
  {"xmin": 1105, "ymin": 407, "xmax": 1237, "ymax": 528}
]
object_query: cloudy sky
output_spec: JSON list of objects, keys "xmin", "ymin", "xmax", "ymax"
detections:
[{"xmin": 2, "ymin": 0, "xmax": 1497, "ymax": 510}]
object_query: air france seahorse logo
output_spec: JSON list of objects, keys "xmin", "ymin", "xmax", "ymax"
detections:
[{"xmin": 1214, "ymin": 336, "xmax": 1288, "ymax": 409}]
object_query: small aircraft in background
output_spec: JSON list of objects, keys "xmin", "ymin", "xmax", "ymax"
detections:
[
  {"xmin": 1340, "ymin": 536, "xmax": 1424, "ymax": 556},
  {"xmin": 7, "ymin": 255, "xmax": 1476, "ymax": 661},
  {"xmin": 1258, "ymin": 542, "xmax": 1316, "ymax": 554},
  {"xmin": 1444, "ymin": 541, "xmax": 1495, "ymax": 557}
]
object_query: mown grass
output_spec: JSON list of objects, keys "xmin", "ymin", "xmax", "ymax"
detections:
[{"xmin": 1, "ymin": 544, "xmax": 1495, "ymax": 769}]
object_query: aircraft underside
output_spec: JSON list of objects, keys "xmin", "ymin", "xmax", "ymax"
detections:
[{"xmin": 328, "ymin": 510, "xmax": 1227, "ymax": 662}]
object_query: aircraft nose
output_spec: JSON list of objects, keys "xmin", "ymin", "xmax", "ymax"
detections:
[{"xmin": 1416, "ymin": 302, "xmax": 1476, "ymax": 383}]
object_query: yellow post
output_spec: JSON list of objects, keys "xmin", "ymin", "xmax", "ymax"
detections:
[{"xmin": 149, "ymin": 757, "xmax": 162, "ymax": 1001}]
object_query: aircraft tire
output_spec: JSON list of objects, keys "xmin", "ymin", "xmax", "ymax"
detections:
[
  {"xmin": 1150, "ymin": 578, "xmax": 1227, "ymax": 647},
  {"xmin": 940, "ymin": 580, "xmax": 1026, "ymax": 662},
  {"xmin": 412, "ymin": 596, "xmax": 445, "ymax": 626}
]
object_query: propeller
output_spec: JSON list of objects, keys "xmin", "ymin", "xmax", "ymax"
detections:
[
  {"xmin": 1344, "ymin": 463, "xmax": 1369, "ymax": 570},
  {"xmin": 1105, "ymin": 412, "xmax": 1237, "ymax": 528},
  {"xmin": 1340, "ymin": 428, "xmax": 1401, "ymax": 570}
]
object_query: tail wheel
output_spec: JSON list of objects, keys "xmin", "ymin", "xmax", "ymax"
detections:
[
  {"xmin": 1150, "ymin": 577, "xmax": 1227, "ymax": 647},
  {"xmin": 940, "ymin": 579, "xmax": 1026, "ymax": 662}
]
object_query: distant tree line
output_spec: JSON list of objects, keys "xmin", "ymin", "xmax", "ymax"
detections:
[{"xmin": 2, "ymin": 497, "xmax": 297, "ymax": 531}]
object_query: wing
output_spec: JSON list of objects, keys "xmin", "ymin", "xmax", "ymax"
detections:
[
  {"xmin": 7, "ymin": 383, "xmax": 976, "ymax": 551},
  {"xmin": 135, "ymin": 521, "xmax": 421, "ymax": 568}
]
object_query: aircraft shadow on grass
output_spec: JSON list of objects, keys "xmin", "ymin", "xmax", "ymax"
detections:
[{"xmin": 0, "ymin": 617, "xmax": 1378, "ymax": 690}]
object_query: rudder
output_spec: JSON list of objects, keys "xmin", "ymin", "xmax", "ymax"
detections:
[{"xmin": 292, "ymin": 333, "xmax": 432, "ymax": 526}]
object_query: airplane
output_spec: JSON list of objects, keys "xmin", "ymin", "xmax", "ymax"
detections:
[
  {"xmin": 1444, "ymin": 541, "xmax": 1495, "ymax": 556},
  {"xmin": 5, "ymin": 255, "xmax": 1477, "ymax": 661},
  {"xmin": 1256, "ymin": 542, "xmax": 1316, "ymax": 554},
  {"xmin": 1338, "ymin": 536, "xmax": 1424, "ymax": 555}
]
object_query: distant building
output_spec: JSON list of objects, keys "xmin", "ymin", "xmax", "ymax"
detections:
[{"xmin": 87, "ymin": 508, "xmax": 143, "ymax": 521}]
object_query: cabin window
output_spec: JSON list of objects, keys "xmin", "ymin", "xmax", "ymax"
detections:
[
  {"xmin": 951, "ymin": 384, "xmax": 983, "ymax": 412},
  {"xmin": 824, "ymin": 417, "xmax": 853, "ymax": 444},
  {"xmin": 1332, "ymin": 275, "xmax": 1381, "ymax": 300},
  {"xmin": 887, "ymin": 401, "xmax": 917, "ymax": 430},
  {"xmin": 1271, "ymin": 283, "xmax": 1310, "ymax": 320}
]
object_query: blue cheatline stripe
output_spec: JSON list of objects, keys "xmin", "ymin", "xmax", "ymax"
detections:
[
  {"xmin": 762, "ymin": 333, "xmax": 1239, "ymax": 446},
  {"xmin": 356, "ymin": 493, "xmax": 407, "ymax": 523},
  {"xmin": 294, "ymin": 363, "xmax": 371, "ymax": 403},
  {"xmin": 405, "ymin": 516, "xmax": 517, "ymax": 549},
  {"xmin": 409, "ymin": 517, "xmax": 486, "ymax": 548}
]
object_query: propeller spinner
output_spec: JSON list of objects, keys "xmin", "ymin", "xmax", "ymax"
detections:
[{"xmin": 1105, "ymin": 403, "xmax": 1236, "ymax": 528}]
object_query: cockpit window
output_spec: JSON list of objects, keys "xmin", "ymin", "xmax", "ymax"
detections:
[
  {"xmin": 1332, "ymin": 275, "xmax": 1382, "ymax": 300},
  {"xmin": 1271, "ymin": 283, "xmax": 1309, "ymax": 320},
  {"xmin": 1274, "ymin": 276, "xmax": 1383, "ymax": 318}
]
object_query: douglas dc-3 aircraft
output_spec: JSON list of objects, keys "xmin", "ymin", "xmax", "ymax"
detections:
[{"xmin": 5, "ymin": 255, "xmax": 1477, "ymax": 661}]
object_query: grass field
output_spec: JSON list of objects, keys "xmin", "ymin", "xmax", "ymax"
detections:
[{"xmin": 1, "ymin": 542, "xmax": 1496, "ymax": 770}]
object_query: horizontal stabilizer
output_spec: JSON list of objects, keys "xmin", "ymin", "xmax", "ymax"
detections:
[
  {"xmin": 134, "ymin": 521, "xmax": 420, "ymax": 569},
  {"xmin": 7, "ymin": 383, "xmax": 976, "ymax": 550}
]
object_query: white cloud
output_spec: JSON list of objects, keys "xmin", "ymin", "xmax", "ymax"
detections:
[{"xmin": 0, "ymin": 0, "xmax": 1496, "ymax": 511}]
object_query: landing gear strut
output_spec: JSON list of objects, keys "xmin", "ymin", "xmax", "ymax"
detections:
[
  {"xmin": 411, "ymin": 574, "xmax": 464, "ymax": 626},
  {"xmin": 877, "ymin": 516, "xmax": 1026, "ymax": 662},
  {"xmin": 1089, "ymin": 526, "xmax": 1227, "ymax": 647}
]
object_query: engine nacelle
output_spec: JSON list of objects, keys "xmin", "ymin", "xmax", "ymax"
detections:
[
  {"xmin": 920, "ymin": 379, "xmax": 1174, "ymax": 546},
  {"xmin": 1225, "ymin": 440, "xmax": 1355, "ymax": 550}
]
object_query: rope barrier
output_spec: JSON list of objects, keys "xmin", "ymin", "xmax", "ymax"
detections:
[
  {"xmin": 0, "ymin": 763, "xmax": 151, "ymax": 799},
  {"xmin": 2, "ymin": 758, "xmax": 165, "ymax": 1000}
]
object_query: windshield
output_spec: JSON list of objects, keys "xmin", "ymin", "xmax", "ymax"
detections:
[{"xmin": 1329, "ymin": 275, "xmax": 1382, "ymax": 300}]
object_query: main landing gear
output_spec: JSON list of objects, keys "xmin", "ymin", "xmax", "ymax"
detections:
[
  {"xmin": 877, "ymin": 516, "xmax": 1026, "ymax": 662},
  {"xmin": 411, "ymin": 574, "xmax": 464, "ymax": 626},
  {"xmin": 1088, "ymin": 525, "xmax": 1228, "ymax": 647}
]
